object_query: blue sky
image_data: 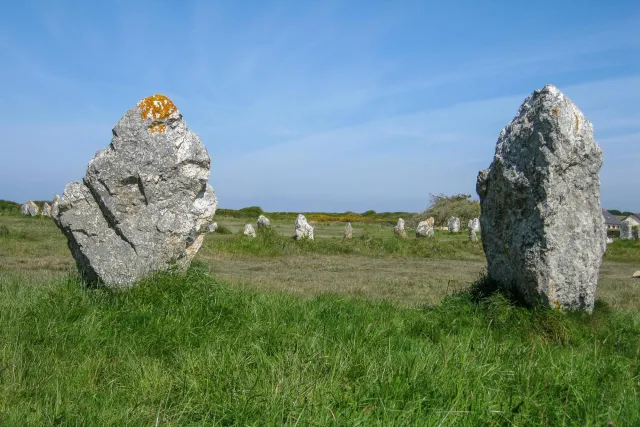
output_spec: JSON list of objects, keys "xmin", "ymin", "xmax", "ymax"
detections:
[{"xmin": 1, "ymin": 0, "xmax": 639, "ymax": 212}]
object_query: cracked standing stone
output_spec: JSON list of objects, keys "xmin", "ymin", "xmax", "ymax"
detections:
[{"xmin": 55, "ymin": 94, "xmax": 217, "ymax": 286}]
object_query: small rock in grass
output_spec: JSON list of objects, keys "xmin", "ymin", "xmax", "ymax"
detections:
[
  {"xmin": 295, "ymin": 214, "xmax": 314, "ymax": 240},
  {"xmin": 21, "ymin": 200, "xmax": 39, "ymax": 216},
  {"xmin": 244, "ymin": 223, "xmax": 256, "ymax": 238},
  {"xmin": 394, "ymin": 218, "xmax": 408, "ymax": 239},
  {"xmin": 416, "ymin": 220, "xmax": 434, "ymax": 238},
  {"xmin": 257, "ymin": 215, "xmax": 271, "ymax": 228},
  {"xmin": 344, "ymin": 222, "xmax": 353, "ymax": 239}
]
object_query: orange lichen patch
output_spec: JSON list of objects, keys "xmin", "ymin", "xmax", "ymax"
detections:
[
  {"xmin": 552, "ymin": 106, "xmax": 559, "ymax": 117},
  {"xmin": 149, "ymin": 123, "xmax": 167, "ymax": 134},
  {"xmin": 575, "ymin": 114, "xmax": 579, "ymax": 132},
  {"xmin": 137, "ymin": 94, "xmax": 177, "ymax": 121}
]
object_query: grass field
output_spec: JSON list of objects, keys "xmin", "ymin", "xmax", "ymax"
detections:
[{"xmin": 1, "ymin": 215, "xmax": 640, "ymax": 425}]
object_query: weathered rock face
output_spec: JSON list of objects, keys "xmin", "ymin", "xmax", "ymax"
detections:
[
  {"xmin": 477, "ymin": 85, "xmax": 605, "ymax": 312},
  {"xmin": 468, "ymin": 218, "xmax": 481, "ymax": 233},
  {"xmin": 469, "ymin": 228, "xmax": 477, "ymax": 242},
  {"xmin": 344, "ymin": 222, "xmax": 353, "ymax": 239},
  {"xmin": 295, "ymin": 214, "xmax": 314, "ymax": 240},
  {"xmin": 394, "ymin": 218, "xmax": 408, "ymax": 239},
  {"xmin": 41, "ymin": 202, "xmax": 52, "ymax": 217},
  {"xmin": 620, "ymin": 219, "xmax": 633, "ymax": 240},
  {"xmin": 55, "ymin": 94, "xmax": 217, "ymax": 287},
  {"xmin": 257, "ymin": 215, "xmax": 270, "ymax": 228},
  {"xmin": 208, "ymin": 222, "xmax": 218, "ymax": 233},
  {"xmin": 21, "ymin": 201, "xmax": 39, "ymax": 216},
  {"xmin": 244, "ymin": 224, "xmax": 256, "ymax": 238},
  {"xmin": 416, "ymin": 220, "xmax": 434, "ymax": 238},
  {"xmin": 447, "ymin": 217, "xmax": 460, "ymax": 232},
  {"xmin": 51, "ymin": 195, "xmax": 60, "ymax": 218}
]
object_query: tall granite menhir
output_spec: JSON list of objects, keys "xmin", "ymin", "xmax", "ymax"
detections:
[
  {"xmin": 477, "ymin": 85, "xmax": 606, "ymax": 312},
  {"xmin": 55, "ymin": 94, "xmax": 217, "ymax": 286}
]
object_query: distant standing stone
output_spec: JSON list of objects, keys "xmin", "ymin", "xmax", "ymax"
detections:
[
  {"xmin": 633, "ymin": 271, "xmax": 640, "ymax": 279},
  {"xmin": 620, "ymin": 218, "xmax": 633, "ymax": 240},
  {"xmin": 426, "ymin": 217, "xmax": 435, "ymax": 226},
  {"xmin": 394, "ymin": 218, "xmax": 408, "ymax": 239},
  {"xmin": 51, "ymin": 195, "xmax": 60, "ymax": 218},
  {"xmin": 416, "ymin": 220, "xmax": 434, "ymax": 238},
  {"xmin": 55, "ymin": 94, "xmax": 217, "ymax": 287},
  {"xmin": 257, "ymin": 214, "xmax": 271, "ymax": 228},
  {"xmin": 41, "ymin": 202, "xmax": 52, "ymax": 217},
  {"xmin": 448, "ymin": 217, "xmax": 460, "ymax": 232},
  {"xmin": 468, "ymin": 218, "xmax": 481, "ymax": 233},
  {"xmin": 476, "ymin": 84, "xmax": 605, "ymax": 312},
  {"xmin": 295, "ymin": 214, "xmax": 314, "ymax": 240},
  {"xmin": 469, "ymin": 228, "xmax": 477, "ymax": 242},
  {"xmin": 344, "ymin": 222, "xmax": 353, "ymax": 239},
  {"xmin": 208, "ymin": 222, "xmax": 218, "ymax": 233},
  {"xmin": 21, "ymin": 201, "xmax": 39, "ymax": 216},
  {"xmin": 606, "ymin": 237, "xmax": 613, "ymax": 244},
  {"xmin": 244, "ymin": 224, "xmax": 256, "ymax": 238}
]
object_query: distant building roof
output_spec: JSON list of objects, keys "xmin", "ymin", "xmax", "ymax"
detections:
[
  {"xmin": 602, "ymin": 210, "xmax": 623, "ymax": 226},
  {"xmin": 624, "ymin": 213, "xmax": 640, "ymax": 223}
]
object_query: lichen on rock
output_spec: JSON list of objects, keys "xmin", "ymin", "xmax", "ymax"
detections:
[{"xmin": 136, "ymin": 94, "xmax": 178, "ymax": 134}]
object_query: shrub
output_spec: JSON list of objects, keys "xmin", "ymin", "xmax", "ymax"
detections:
[
  {"xmin": 607, "ymin": 229, "xmax": 620, "ymax": 239},
  {"xmin": 410, "ymin": 194, "xmax": 480, "ymax": 228},
  {"xmin": 215, "ymin": 224, "xmax": 233, "ymax": 235},
  {"xmin": 0, "ymin": 199, "xmax": 21, "ymax": 216}
]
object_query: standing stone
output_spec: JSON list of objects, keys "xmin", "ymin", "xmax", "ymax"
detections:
[
  {"xmin": 426, "ymin": 217, "xmax": 435, "ymax": 226},
  {"xmin": 344, "ymin": 222, "xmax": 353, "ymax": 239},
  {"xmin": 447, "ymin": 217, "xmax": 460, "ymax": 232},
  {"xmin": 51, "ymin": 195, "xmax": 61, "ymax": 218},
  {"xmin": 469, "ymin": 228, "xmax": 477, "ymax": 242},
  {"xmin": 295, "ymin": 214, "xmax": 314, "ymax": 240},
  {"xmin": 41, "ymin": 202, "xmax": 52, "ymax": 217},
  {"xmin": 468, "ymin": 218, "xmax": 481, "ymax": 233},
  {"xmin": 620, "ymin": 219, "xmax": 633, "ymax": 240},
  {"xmin": 55, "ymin": 94, "xmax": 217, "ymax": 286},
  {"xmin": 416, "ymin": 220, "xmax": 434, "ymax": 238},
  {"xmin": 394, "ymin": 218, "xmax": 408, "ymax": 239},
  {"xmin": 20, "ymin": 201, "xmax": 39, "ymax": 216},
  {"xmin": 476, "ymin": 85, "xmax": 605, "ymax": 312},
  {"xmin": 208, "ymin": 222, "xmax": 218, "ymax": 233},
  {"xmin": 244, "ymin": 224, "xmax": 256, "ymax": 238},
  {"xmin": 257, "ymin": 214, "xmax": 271, "ymax": 228}
]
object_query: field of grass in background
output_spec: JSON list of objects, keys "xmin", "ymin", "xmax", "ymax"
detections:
[{"xmin": 206, "ymin": 226, "xmax": 485, "ymax": 259}]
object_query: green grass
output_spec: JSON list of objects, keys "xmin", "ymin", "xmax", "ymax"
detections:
[
  {"xmin": 1, "ymin": 216, "xmax": 639, "ymax": 424},
  {"xmin": 1, "ymin": 263, "xmax": 639, "ymax": 425},
  {"xmin": 605, "ymin": 239, "xmax": 640, "ymax": 263},
  {"xmin": 207, "ymin": 227, "xmax": 485, "ymax": 260}
]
